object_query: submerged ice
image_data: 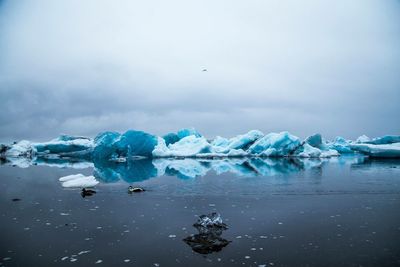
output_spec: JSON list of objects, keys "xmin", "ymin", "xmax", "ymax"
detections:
[{"xmin": 2, "ymin": 129, "xmax": 400, "ymax": 160}]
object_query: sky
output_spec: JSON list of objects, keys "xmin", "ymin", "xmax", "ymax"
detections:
[{"xmin": 0, "ymin": 0, "xmax": 399, "ymax": 142}]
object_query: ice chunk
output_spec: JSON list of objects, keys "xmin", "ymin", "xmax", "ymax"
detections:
[
  {"xmin": 210, "ymin": 136, "xmax": 230, "ymax": 147},
  {"xmin": 177, "ymin": 128, "xmax": 202, "ymax": 139},
  {"xmin": 213, "ymin": 130, "xmax": 264, "ymax": 153},
  {"xmin": 153, "ymin": 136, "xmax": 211, "ymax": 157},
  {"xmin": 327, "ymin": 137, "xmax": 353, "ymax": 154},
  {"xmin": 304, "ymin": 133, "xmax": 323, "ymax": 148},
  {"xmin": 93, "ymin": 130, "xmax": 157, "ymax": 160},
  {"xmin": 34, "ymin": 135, "xmax": 93, "ymax": 157},
  {"xmin": 356, "ymin": 135, "xmax": 370, "ymax": 143},
  {"xmin": 5, "ymin": 140, "xmax": 32, "ymax": 157},
  {"xmin": 248, "ymin": 131, "xmax": 301, "ymax": 156},
  {"xmin": 194, "ymin": 212, "xmax": 227, "ymax": 228},
  {"xmin": 184, "ymin": 213, "xmax": 230, "ymax": 254},
  {"xmin": 296, "ymin": 143, "xmax": 322, "ymax": 158},
  {"xmin": 59, "ymin": 174, "xmax": 99, "ymax": 187},
  {"xmin": 350, "ymin": 143, "xmax": 400, "ymax": 158},
  {"xmin": 364, "ymin": 135, "xmax": 400, "ymax": 145},
  {"xmin": 162, "ymin": 133, "xmax": 180, "ymax": 146}
]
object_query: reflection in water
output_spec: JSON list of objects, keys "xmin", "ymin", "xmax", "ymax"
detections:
[
  {"xmin": 1, "ymin": 155, "xmax": 372, "ymax": 183},
  {"xmin": 183, "ymin": 213, "xmax": 231, "ymax": 254}
]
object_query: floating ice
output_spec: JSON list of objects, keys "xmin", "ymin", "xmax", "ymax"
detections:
[
  {"xmin": 327, "ymin": 137, "xmax": 353, "ymax": 154},
  {"xmin": 184, "ymin": 213, "xmax": 230, "ymax": 254},
  {"xmin": 304, "ymin": 133, "xmax": 324, "ymax": 149},
  {"xmin": 213, "ymin": 130, "xmax": 264, "ymax": 153},
  {"xmin": 195, "ymin": 212, "xmax": 227, "ymax": 228},
  {"xmin": 93, "ymin": 130, "xmax": 157, "ymax": 160},
  {"xmin": 59, "ymin": 174, "xmax": 99, "ymax": 188},
  {"xmin": 248, "ymin": 131, "xmax": 301, "ymax": 156},
  {"xmin": 356, "ymin": 135, "xmax": 370, "ymax": 143},
  {"xmin": 153, "ymin": 136, "xmax": 211, "ymax": 157},
  {"xmin": 2, "ymin": 129, "xmax": 400, "ymax": 160},
  {"xmin": 363, "ymin": 135, "xmax": 400, "ymax": 145},
  {"xmin": 5, "ymin": 140, "xmax": 32, "ymax": 157},
  {"xmin": 350, "ymin": 143, "xmax": 400, "ymax": 158},
  {"xmin": 34, "ymin": 135, "xmax": 93, "ymax": 157}
]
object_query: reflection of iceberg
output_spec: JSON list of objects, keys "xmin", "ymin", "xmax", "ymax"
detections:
[
  {"xmin": 93, "ymin": 158, "xmax": 157, "ymax": 183},
  {"xmin": 153, "ymin": 158, "xmax": 209, "ymax": 179},
  {"xmin": 2, "ymin": 130, "xmax": 400, "ymax": 161}
]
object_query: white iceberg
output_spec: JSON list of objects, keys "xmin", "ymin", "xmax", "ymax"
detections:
[
  {"xmin": 59, "ymin": 174, "xmax": 99, "ymax": 188},
  {"xmin": 5, "ymin": 140, "xmax": 32, "ymax": 157},
  {"xmin": 356, "ymin": 135, "xmax": 370, "ymax": 143},
  {"xmin": 153, "ymin": 136, "xmax": 211, "ymax": 157}
]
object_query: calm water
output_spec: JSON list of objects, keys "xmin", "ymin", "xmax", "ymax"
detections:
[{"xmin": 0, "ymin": 157, "xmax": 399, "ymax": 267}]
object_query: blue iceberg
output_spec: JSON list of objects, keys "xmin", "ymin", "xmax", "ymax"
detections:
[
  {"xmin": 350, "ymin": 143, "xmax": 400, "ymax": 158},
  {"xmin": 327, "ymin": 137, "xmax": 353, "ymax": 154},
  {"xmin": 248, "ymin": 131, "xmax": 301, "ymax": 156},
  {"xmin": 93, "ymin": 130, "xmax": 157, "ymax": 161},
  {"xmin": 34, "ymin": 135, "xmax": 93, "ymax": 158},
  {"xmin": 2, "ymin": 129, "xmax": 400, "ymax": 160},
  {"xmin": 363, "ymin": 135, "xmax": 400, "ymax": 145}
]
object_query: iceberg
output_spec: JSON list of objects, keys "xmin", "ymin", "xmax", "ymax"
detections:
[
  {"xmin": 153, "ymin": 136, "xmax": 211, "ymax": 157},
  {"xmin": 327, "ymin": 137, "xmax": 353, "ymax": 154},
  {"xmin": 59, "ymin": 174, "xmax": 99, "ymax": 188},
  {"xmin": 356, "ymin": 135, "xmax": 370, "ymax": 143},
  {"xmin": 364, "ymin": 135, "xmax": 400, "ymax": 145},
  {"xmin": 177, "ymin": 128, "xmax": 202, "ymax": 139},
  {"xmin": 248, "ymin": 131, "xmax": 301, "ymax": 156},
  {"xmin": 212, "ymin": 130, "xmax": 263, "ymax": 153},
  {"xmin": 93, "ymin": 130, "xmax": 157, "ymax": 160},
  {"xmin": 2, "ymin": 129, "xmax": 400, "ymax": 160},
  {"xmin": 304, "ymin": 133, "xmax": 323, "ymax": 149},
  {"xmin": 350, "ymin": 143, "xmax": 400, "ymax": 158},
  {"xmin": 34, "ymin": 135, "xmax": 93, "ymax": 158},
  {"xmin": 296, "ymin": 143, "xmax": 322, "ymax": 158},
  {"xmin": 5, "ymin": 140, "xmax": 32, "ymax": 157}
]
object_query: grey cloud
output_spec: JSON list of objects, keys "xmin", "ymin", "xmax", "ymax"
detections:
[{"xmin": 0, "ymin": 0, "xmax": 399, "ymax": 142}]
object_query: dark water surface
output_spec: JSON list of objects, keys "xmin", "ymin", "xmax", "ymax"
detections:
[{"xmin": 0, "ymin": 157, "xmax": 400, "ymax": 267}]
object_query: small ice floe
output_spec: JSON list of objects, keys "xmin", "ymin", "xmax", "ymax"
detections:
[
  {"xmin": 59, "ymin": 174, "xmax": 99, "ymax": 188},
  {"xmin": 95, "ymin": 259, "xmax": 103, "ymax": 264},
  {"xmin": 78, "ymin": 250, "xmax": 90, "ymax": 255}
]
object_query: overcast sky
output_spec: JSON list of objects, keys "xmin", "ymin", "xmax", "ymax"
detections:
[{"xmin": 0, "ymin": 0, "xmax": 399, "ymax": 142}]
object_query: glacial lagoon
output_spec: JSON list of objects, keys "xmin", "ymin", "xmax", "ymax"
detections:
[{"xmin": 0, "ymin": 156, "xmax": 399, "ymax": 266}]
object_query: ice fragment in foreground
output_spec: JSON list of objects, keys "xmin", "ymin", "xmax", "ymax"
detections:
[{"xmin": 194, "ymin": 212, "xmax": 227, "ymax": 228}]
